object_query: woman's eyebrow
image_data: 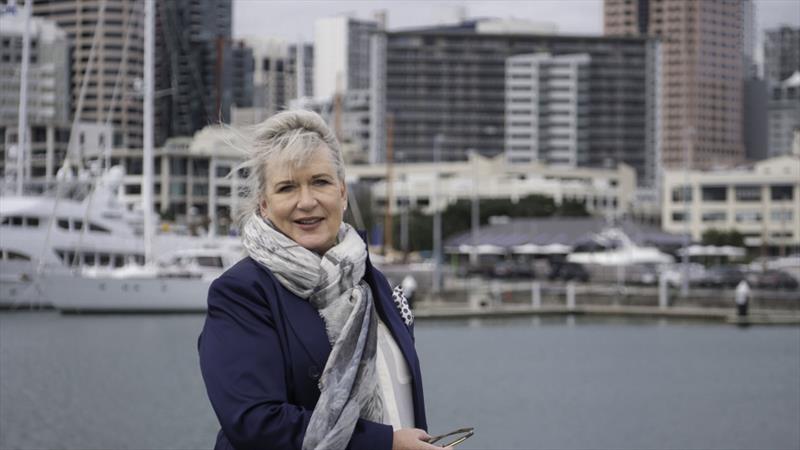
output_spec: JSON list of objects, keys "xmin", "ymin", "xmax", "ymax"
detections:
[
  {"xmin": 311, "ymin": 173, "xmax": 334, "ymax": 179},
  {"xmin": 273, "ymin": 179, "xmax": 294, "ymax": 187}
]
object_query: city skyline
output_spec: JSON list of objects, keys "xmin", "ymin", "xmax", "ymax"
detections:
[{"xmin": 233, "ymin": 0, "xmax": 800, "ymax": 42}]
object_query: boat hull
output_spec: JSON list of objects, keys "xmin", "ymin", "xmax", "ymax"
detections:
[{"xmin": 43, "ymin": 274, "xmax": 211, "ymax": 313}]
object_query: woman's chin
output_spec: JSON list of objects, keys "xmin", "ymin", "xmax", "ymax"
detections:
[{"xmin": 297, "ymin": 236, "xmax": 333, "ymax": 255}]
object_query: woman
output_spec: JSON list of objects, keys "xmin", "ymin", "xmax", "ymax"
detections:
[{"xmin": 199, "ymin": 110, "xmax": 440, "ymax": 450}]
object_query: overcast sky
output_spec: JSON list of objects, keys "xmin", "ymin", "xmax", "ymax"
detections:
[{"xmin": 234, "ymin": 0, "xmax": 800, "ymax": 43}]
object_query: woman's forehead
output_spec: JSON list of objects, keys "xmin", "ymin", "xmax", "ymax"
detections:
[{"xmin": 265, "ymin": 147, "xmax": 337, "ymax": 181}]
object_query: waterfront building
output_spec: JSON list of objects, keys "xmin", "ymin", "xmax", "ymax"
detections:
[
  {"xmin": 314, "ymin": 15, "xmax": 380, "ymax": 100},
  {"xmin": 112, "ymin": 125, "xmax": 247, "ymax": 231},
  {"xmin": 0, "ymin": 12, "xmax": 70, "ymax": 124},
  {"xmin": 743, "ymin": 77, "xmax": 769, "ymax": 161},
  {"xmin": 0, "ymin": 11, "xmax": 71, "ymax": 184},
  {"xmin": 352, "ymin": 153, "xmax": 636, "ymax": 217},
  {"xmin": 153, "ymin": 0, "xmax": 252, "ymax": 145},
  {"xmin": 764, "ymin": 27, "xmax": 800, "ymax": 86},
  {"xmin": 232, "ymin": 39, "xmax": 313, "ymax": 127},
  {"xmin": 504, "ymin": 53, "xmax": 590, "ymax": 167},
  {"xmin": 661, "ymin": 155, "xmax": 800, "ymax": 252},
  {"xmin": 371, "ymin": 19, "xmax": 660, "ymax": 188},
  {"xmin": 288, "ymin": 42, "xmax": 314, "ymax": 100},
  {"xmin": 32, "ymin": 0, "xmax": 145, "ymax": 149},
  {"xmin": 444, "ymin": 216, "xmax": 685, "ymax": 256},
  {"xmin": 767, "ymin": 72, "xmax": 800, "ymax": 158},
  {"xmin": 605, "ymin": 0, "xmax": 746, "ymax": 170}
]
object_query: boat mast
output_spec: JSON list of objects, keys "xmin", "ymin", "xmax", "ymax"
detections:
[
  {"xmin": 15, "ymin": 0, "xmax": 32, "ymax": 195},
  {"xmin": 142, "ymin": 0, "xmax": 155, "ymax": 263}
]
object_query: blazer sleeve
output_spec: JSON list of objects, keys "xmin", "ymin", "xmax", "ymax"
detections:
[{"xmin": 198, "ymin": 273, "xmax": 394, "ymax": 450}]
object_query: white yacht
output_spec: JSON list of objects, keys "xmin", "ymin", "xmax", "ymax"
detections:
[
  {"xmin": 0, "ymin": 167, "xmax": 241, "ymax": 309},
  {"xmin": 43, "ymin": 243, "xmax": 243, "ymax": 313},
  {"xmin": 0, "ymin": 168, "xmax": 142, "ymax": 308}
]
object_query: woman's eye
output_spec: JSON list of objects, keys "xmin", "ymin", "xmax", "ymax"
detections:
[
  {"xmin": 313, "ymin": 179, "xmax": 331, "ymax": 186},
  {"xmin": 276, "ymin": 185, "xmax": 293, "ymax": 193}
]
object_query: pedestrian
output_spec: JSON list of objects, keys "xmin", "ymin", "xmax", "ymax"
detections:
[
  {"xmin": 735, "ymin": 279, "xmax": 750, "ymax": 316},
  {"xmin": 197, "ymin": 110, "xmax": 438, "ymax": 450}
]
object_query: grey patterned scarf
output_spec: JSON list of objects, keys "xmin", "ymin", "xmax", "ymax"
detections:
[{"xmin": 241, "ymin": 212, "xmax": 384, "ymax": 450}]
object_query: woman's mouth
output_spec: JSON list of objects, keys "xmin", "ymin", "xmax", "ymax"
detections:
[{"xmin": 294, "ymin": 217, "xmax": 324, "ymax": 229}]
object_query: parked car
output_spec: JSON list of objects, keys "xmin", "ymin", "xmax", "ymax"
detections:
[
  {"xmin": 492, "ymin": 260, "xmax": 536, "ymax": 279},
  {"xmin": 747, "ymin": 270, "xmax": 799, "ymax": 290},
  {"xmin": 548, "ymin": 261, "xmax": 590, "ymax": 282},
  {"xmin": 693, "ymin": 265, "xmax": 745, "ymax": 288},
  {"xmin": 659, "ymin": 263, "xmax": 708, "ymax": 288}
]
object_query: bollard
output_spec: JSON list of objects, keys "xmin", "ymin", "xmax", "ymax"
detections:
[
  {"xmin": 531, "ymin": 281, "xmax": 541, "ymax": 309},
  {"xmin": 658, "ymin": 272, "xmax": 669, "ymax": 309},
  {"xmin": 491, "ymin": 280, "xmax": 501, "ymax": 307},
  {"xmin": 566, "ymin": 281, "xmax": 576, "ymax": 310}
]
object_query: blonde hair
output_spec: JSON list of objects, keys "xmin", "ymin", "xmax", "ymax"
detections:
[{"xmin": 235, "ymin": 110, "xmax": 345, "ymax": 227}]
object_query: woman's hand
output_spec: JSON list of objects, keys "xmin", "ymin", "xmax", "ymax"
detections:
[{"xmin": 393, "ymin": 428, "xmax": 449, "ymax": 449}]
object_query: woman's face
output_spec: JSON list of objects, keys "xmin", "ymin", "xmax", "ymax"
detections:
[{"xmin": 260, "ymin": 147, "xmax": 347, "ymax": 255}]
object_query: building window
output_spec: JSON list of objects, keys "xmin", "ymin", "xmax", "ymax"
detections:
[
  {"xmin": 771, "ymin": 210, "xmax": 793, "ymax": 222},
  {"xmin": 671, "ymin": 185, "xmax": 692, "ymax": 202},
  {"xmin": 671, "ymin": 211, "xmax": 689, "ymax": 222},
  {"xmin": 771, "ymin": 185, "xmax": 794, "ymax": 201},
  {"xmin": 734, "ymin": 185, "xmax": 761, "ymax": 202},
  {"xmin": 170, "ymin": 158, "xmax": 188, "ymax": 176},
  {"xmin": 170, "ymin": 182, "xmax": 186, "ymax": 196},
  {"xmin": 216, "ymin": 165, "xmax": 231, "ymax": 177},
  {"xmin": 701, "ymin": 185, "xmax": 727, "ymax": 202},
  {"xmin": 735, "ymin": 211, "xmax": 762, "ymax": 223},
  {"xmin": 701, "ymin": 211, "xmax": 726, "ymax": 222}
]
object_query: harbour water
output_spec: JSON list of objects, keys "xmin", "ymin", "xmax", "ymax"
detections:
[{"xmin": 1, "ymin": 312, "xmax": 798, "ymax": 450}]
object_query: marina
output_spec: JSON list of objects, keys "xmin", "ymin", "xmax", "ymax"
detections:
[{"xmin": 1, "ymin": 311, "xmax": 798, "ymax": 450}]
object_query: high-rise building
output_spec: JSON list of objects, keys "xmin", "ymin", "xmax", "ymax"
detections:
[
  {"xmin": 314, "ymin": 16, "xmax": 379, "ymax": 100},
  {"xmin": 232, "ymin": 39, "xmax": 313, "ymax": 127},
  {"xmin": 504, "ymin": 53, "xmax": 590, "ymax": 167},
  {"xmin": 371, "ymin": 20, "xmax": 660, "ymax": 187},
  {"xmin": 288, "ymin": 42, "xmax": 314, "ymax": 99},
  {"xmin": 768, "ymin": 72, "xmax": 800, "ymax": 158},
  {"xmin": 1, "ymin": 9, "xmax": 72, "ymax": 184},
  {"xmin": 764, "ymin": 26, "xmax": 800, "ymax": 85},
  {"xmin": 604, "ymin": 0, "xmax": 745, "ymax": 170},
  {"xmin": 0, "ymin": 12, "xmax": 70, "ymax": 124},
  {"xmin": 154, "ymin": 0, "xmax": 252, "ymax": 145},
  {"xmin": 33, "ymin": 0, "xmax": 145, "ymax": 150}
]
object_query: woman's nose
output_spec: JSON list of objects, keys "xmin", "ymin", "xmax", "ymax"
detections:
[{"xmin": 296, "ymin": 186, "xmax": 318, "ymax": 209}]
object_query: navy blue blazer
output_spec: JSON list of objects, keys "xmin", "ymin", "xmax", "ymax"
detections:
[{"xmin": 199, "ymin": 256, "xmax": 427, "ymax": 450}]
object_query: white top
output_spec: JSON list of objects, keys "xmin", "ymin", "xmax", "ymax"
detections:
[
  {"xmin": 735, "ymin": 280, "xmax": 750, "ymax": 305},
  {"xmin": 376, "ymin": 319, "xmax": 415, "ymax": 430}
]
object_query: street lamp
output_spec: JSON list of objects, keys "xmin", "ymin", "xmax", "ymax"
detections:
[{"xmin": 432, "ymin": 133, "xmax": 444, "ymax": 294}]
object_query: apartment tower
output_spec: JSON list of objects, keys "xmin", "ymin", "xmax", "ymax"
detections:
[
  {"xmin": 155, "ymin": 0, "xmax": 253, "ymax": 145},
  {"xmin": 33, "ymin": 0, "xmax": 145, "ymax": 150},
  {"xmin": 371, "ymin": 20, "xmax": 660, "ymax": 186},
  {"xmin": 604, "ymin": 0, "xmax": 746, "ymax": 169},
  {"xmin": 764, "ymin": 27, "xmax": 800, "ymax": 85}
]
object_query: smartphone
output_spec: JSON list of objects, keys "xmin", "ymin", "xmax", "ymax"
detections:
[{"xmin": 427, "ymin": 427, "xmax": 475, "ymax": 447}]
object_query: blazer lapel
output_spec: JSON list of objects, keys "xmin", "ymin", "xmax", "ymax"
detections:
[
  {"xmin": 271, "ymin": 276, "xmax": 332, "ymax": 370},
  {"xmin": 364, "ymin": 263, "xmax": 420, "ymax": 379}
]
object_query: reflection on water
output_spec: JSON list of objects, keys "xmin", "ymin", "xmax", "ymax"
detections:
[{"xmin": 1, "ymin": 312, "xmax": 798, "ymax": 450}]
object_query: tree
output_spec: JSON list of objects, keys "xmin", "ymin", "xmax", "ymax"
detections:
[
  {"xmin": 556, "ymin": 199, "xmax": 590, "ymax": 217},
  {"xmin": 702, "ymin": 228, "xmax": 745, "ymax": 247}
]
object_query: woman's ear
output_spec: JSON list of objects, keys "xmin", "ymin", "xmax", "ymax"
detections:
[{"xmin": 259, "ymin": 198, "xmax": 269, "ymax": 218}]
